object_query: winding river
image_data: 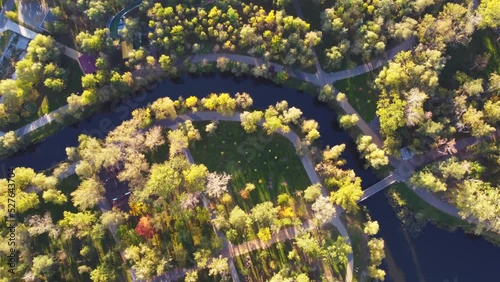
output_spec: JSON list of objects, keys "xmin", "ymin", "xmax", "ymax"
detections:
[{"xmin": 3, "ymin": 74, "xmax": 500, "ymax": 281}]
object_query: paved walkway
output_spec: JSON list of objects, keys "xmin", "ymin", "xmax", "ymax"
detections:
[
  {"xmin": 156, "ymin": 111, "xmax": 353, "ymax": 282},
  {"xmin": 326, "ymin": 38, "xmax": 415, "ymax": 82}
]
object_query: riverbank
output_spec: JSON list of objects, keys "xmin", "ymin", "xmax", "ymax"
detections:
[{"xmin": 387, "ymin": 182, "xmax": 500, "ymax": 246}]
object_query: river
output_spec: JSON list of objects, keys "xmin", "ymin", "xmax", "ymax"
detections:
[{"xmin": 2, "ymin": 74, "xmax": 499, "ymax": 281}]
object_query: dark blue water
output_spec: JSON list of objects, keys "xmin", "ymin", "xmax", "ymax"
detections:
[
  {"xmin": 2, "ymin": 74, "xmax": 499, "ymax": 281},
  {"xmin": 363, "ymin": 192, "xmax": 500, "ymax": 282}
]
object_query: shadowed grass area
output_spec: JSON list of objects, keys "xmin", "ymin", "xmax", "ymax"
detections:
[
  {"xmin": 386, "ymin": 182, "xmax": 500, "ymax": 245},
  {"xmin": 189, "ymin": 121, "xmax": 311, "ymax": 212},
  {"xmin": 46, "ymin": 58, "xmax": 83, "ymax": 111},
  {"xmin": 334, "ymin": 71, "xmax": 378, "ymax": 122},
  {"xmin": 440, "ymin": 28, "xmax": 500, "ymax": 89},
  {"xmin": 341, "ymin": 210, "xmax": 370, "ymax": 280}
]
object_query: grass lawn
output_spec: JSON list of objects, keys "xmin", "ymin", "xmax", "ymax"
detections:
[
  {"xmin": 189, "ymin": 121, "xmax": 311, "ymax": 212},
  {"xmin": 46, "ymin": 59, "xmax": 83, "ymax": 111},
  {"xmin": 0, "ymin": 30, "xmax": 12, "ymax": 56},
  {"xmin": 334, "ymin": 71, "xmax": 378, "ymax": 122},
  {"xmin": 440, "ymin": 28, "xmax": 500, "ymax": 89},
  {"xmin": 340, "ymin": 211, "xmax": 370, "ymax": 280},
  {"xmin": 386, "ymin": 182, "xmax": 500, "ymax": 245}
]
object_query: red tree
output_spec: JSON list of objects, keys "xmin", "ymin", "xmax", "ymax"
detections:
[{"xmin": 135, "ymin": 216, "xmax": 157, "ymax": 239}]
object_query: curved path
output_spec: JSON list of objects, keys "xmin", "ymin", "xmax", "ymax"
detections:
[
  {"xmin": 38, "ymin": 111, "xmax": 353, "ymax": 282},
  {"xmin": 156, "ymin": 111, "xmax": 354, "ymax": 282}
]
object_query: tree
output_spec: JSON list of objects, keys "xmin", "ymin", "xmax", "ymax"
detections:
[
  {"xmin": 283, "ymin": 107, "xmax": 303, "ymax": 124},
  {"xmin": 311, "ymin": 196, "xmax": 336, "ymax": 226},
  {"xmin": 251, "ymin": 201, "xmax": 279, "ymax": 227},
  {"xmin": 58, "ymin": 211, "xmax": 98, "ymax": 239},
  {"xmin": 135, "ymin": 216, "xmax": 157, "ymax": 239},
  {"xmin": 304, "ymin": 183, "xmax": 322, "ymax": 202},
  {"xmin": 368, "ymin": 238, "xmax": 386, "ymax": 266},
  {"xmin": 257, "ymin": 227, "xmax": 272, "ymax": 241},
  {"xmin": 235, "ymin": 92, "xmax": 253, "ymax": 109},
  {"xmin": 151, "ymin": 97, "xmax": 177, "ymax": 120},
  {"xmin": 206, "ymin": 172, "xmax": 231, "ymax": 199},
  {"xmin": 229, "ymin": 206, "xmax": 250, "ymax": 231},
  {"xmin": 26, "ymin": 35, "xmax": 61, "ymax": 63},
  {"xmin": 193, "ymin": 249, "xmax": 211, "ymax": 268},
  {"xmin": 300, "ymin": 119, "xmax": 321, "ymax": 143},
  {"xmin": 364, "ymin": 221, "xmax": 380, "ymax": 235},
  {"xmin": 185, "ymin": 270, "xmax": 198, "ymax": 282},
  {"xmin": 484, "ymin": 100, "xmax": 500, "ymax": 124},
  {"xmin": 124, "ymin": 243, "xmax": 171, "ymax": 280},
  {"xmin": 42, "ymin": 189, "xmax": 67, "ymax": 205},
  {"xmin": 71, "ymin": 177, "xmax": 105, "ymax": 210},
  {"xmin": 410, "ymin": 170, "xmax": 447, "ymax": 192},
  {"xmin": 319, "ymin": 84, "xmax": 334, "ymax": 102},
  {"xmin": 477, "ymin": 0, "xmax": 500, "ymax": 29},
  {"xmin": 142, "ymin": 161, "xmax": 182, "ymax": 199},
  {"xmin": 321, "ymin": 236, "xmax": 352, "ymax": 267},
  {"xmin": 454, "ymin": 180, "xmax": 500, "ymax": 233},
  {"xmin": 330, "ymin": 177, "xmax": 363, "ymax": 213},
  {"xmin": 356, "ymin": 135, "xmax": 389, "ymax": 169},
  {"xmin": 144, "ymin": 126, "xmax": 165, "ymax": 151},
  {"xmin": 25, "ymin": 212, "xmax": 59, "ymax": 238},
  {"xmin": 166, "ymin": 127, "xmax": 188, "ymax": 157},
  {"xmin": 101, "ymin": 209, "xmax": 129, "ymax": 229},
  {"xmin": 339, "ymin": 114, "xmax": 359, "ymax": 129},
  {"xmin": 183, "ymin": 164, "xmax": 209, "ymax": 192},
  {"xmin": 393, "ymin": 17, "xmax": 418, "ymax": 40},
  {"xmin": 208, "ymin": 256, "xmax": 229, "ymax": 278},
  {"xmin": 240, "ymin": 111, "xmax": 264, "ymax": 132},
  {"xmin": 17, "ymin": 191, "xmax": 40, "ymax": 213},
  {"xmin": 461, "ymin": 107, "xmax": 495, "ymax": 137},
  {"xmin": 31, "ymin": 255, "xmax": 54, "ymax": 279},
  {"xmin": 205, "ymin": 121, "xmax": 218, "ymax": 135},
  {"xmin": 76, "ymin": 28, "xmax": 113, "ymax": 54},
  {"xmin": 295, "ymin": 232, "xmax": 321, "ymax": 258},
  {"xmin": 90, "ymin": 264, "xmax": 116, "ymax": 282}
]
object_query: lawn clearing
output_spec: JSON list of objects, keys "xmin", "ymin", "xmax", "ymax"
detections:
[
  {"xmin": 334, "ymin": 71, "xmax": 379, "ymax": 122},
  {"xmin": 440, "ymin": 28, "xmax": 500, "ymax": 89},
  {"xmin": 189, "ymin": 121, "xmax": 311, "ymax": 212}
]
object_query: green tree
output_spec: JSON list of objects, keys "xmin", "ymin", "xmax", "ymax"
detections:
[
  {"xmin": 339, "ymin": 114, "xmax": 359, "ymax": 129},
  {"xmin": 477, "ymin": 0, "xmax": 500, "ymax": 29},
  {"xmin": 208, "ymin": 256, "xmax": 229, "ymax": 278},
  {"xmin": 304, "ymin": 183, "xmax": 322, "ymax": 202},
  {"xmin": 240, "ymin": 111, "xmax": 264, "ymax": 132},
  {"xmin": 31, "ymin": 255, "xmax": 54, "ymax": 279},
  {"xmin": 71, "ymin": 177, "xmax": 105, "ymax": 210}
]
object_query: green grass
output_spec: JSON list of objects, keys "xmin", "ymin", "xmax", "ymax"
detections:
[
  {"xmin": 0, "ymin": 30, "xmax": 12, "ymax": 56},
  {"xmin": 440, "ymin": 28, "xmax": 500, "ymax": 89},
  {"xmin": 145, "ymin": 133, "xmax": 170, "ymax": 164},
  {"xmin": 280, "ymin": 76, "xmax": 319, "ymax": 97},
  {"xmin": 46, "ymin": 59, "xmax": 84, "ymax": 111},
  {"xmin": 334, "ymin": 71, "xmax": 378, "ymax": 122},
  {"xmin": 340, "ymin": 211, "xmax": 371, "ymax": 281},
  {"xmin": 189, "ymin": 121, "xmax": 311, "ymax": 212}
]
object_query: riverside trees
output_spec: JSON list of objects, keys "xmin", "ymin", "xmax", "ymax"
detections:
[{"xmin": 147, "ymin": 3, "xmax": 320, "ymax": 68}]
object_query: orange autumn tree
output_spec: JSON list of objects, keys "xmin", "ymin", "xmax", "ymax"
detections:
[{"xmin": 135, "ymin": 216, "xmax": 157, "ymax": 239}]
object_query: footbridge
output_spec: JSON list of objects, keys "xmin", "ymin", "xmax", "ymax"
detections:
[{"xmin": 358, "ymin": 172, "xmax": 401, "ymax": 203}]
